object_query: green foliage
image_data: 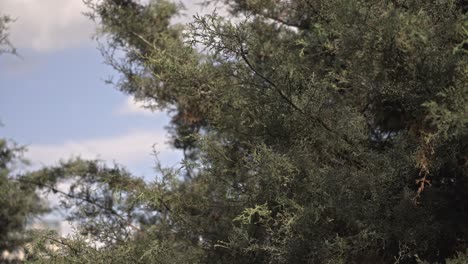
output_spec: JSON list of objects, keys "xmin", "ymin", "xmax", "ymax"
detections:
[
  {"xmin": 22, "ymin": 159, "xmax": 147, "ymax": 247},
  {"xmin": 3, "ymin": 0, "xmax": 467, "ymax": 263},
  {"xmin": 446, "ymin": 250, "xmax": 468, "ymax": 264},
  {"xmin": 0, "ymin": 139, "xmax": 47, "ymax": 252}
]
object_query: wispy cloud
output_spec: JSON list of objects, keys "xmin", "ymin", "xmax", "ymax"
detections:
[
  {"xmin": 0, "ymin": 0, "xmax": 94, "ymax": 51},
  {"xmin": 26, "ymin": 130, "xmax": 180, "ymax": 172}
]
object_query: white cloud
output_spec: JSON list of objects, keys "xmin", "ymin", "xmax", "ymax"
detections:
[
  {"xmin": 0, "ymin": 0, "xmax": 230, "ymax": 52},
  {"xmin": 116, "ymin": 96, "xmax": 163, "ymax": 116},
  {"xmin": 0, "ymin": 0, "xmax": 94, "ymax": 51},
  {"xmin": 26, "ymin": 130, "xmax": 179, "ymax": 170}
]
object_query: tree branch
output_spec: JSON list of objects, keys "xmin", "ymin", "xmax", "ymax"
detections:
[
  {"xmin": 239, "ymin": 45, "xmax": 305, "ymax": 114},
  {"xmin": 17, "ymin": 179, "xmax": 140, "ymax": 231},
  {"xmin": 237, "ymin": 40, "xmax": 360, "ymax": 152}
]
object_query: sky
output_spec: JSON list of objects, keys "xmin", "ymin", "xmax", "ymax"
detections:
[
  {"xmin": 0, "ymin": 0, "xmax": 223, "ymax": 178},
  {"xmin": 0, "ymin": 0, "xmax": 226, "ymax": 235}
]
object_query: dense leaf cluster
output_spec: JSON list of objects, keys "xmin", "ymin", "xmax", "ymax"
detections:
[{"xmin": 1, "ymin": 0, "xmax": 467, "ymax": 263}]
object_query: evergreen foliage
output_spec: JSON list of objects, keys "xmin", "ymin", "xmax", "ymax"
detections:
[
  {"xmin": 0, "ymin": 139, "xmax": 47, "ymax": 252},
  {"xmin": 2, "ymin": 0, "xmax": 468, "ymax": 263}
]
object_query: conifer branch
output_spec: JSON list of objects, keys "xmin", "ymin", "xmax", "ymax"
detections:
[{"xmin": 17, "ymin": 179, "xmax": 140, "ymax": 231}]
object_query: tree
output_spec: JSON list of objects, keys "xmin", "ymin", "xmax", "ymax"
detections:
[
  {"xmin": 20, "ymin": 0, "xmax": 468, "ymax": 263},
  {"xmin": 0, "ymin": 139, "xmax": 48, "ymax": 253}
]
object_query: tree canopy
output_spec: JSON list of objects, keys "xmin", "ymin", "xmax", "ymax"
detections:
[
  {"xmin": 0, "ymin": 140, "xmax": 48, "ymax": 253},
  {"xmin": 2, "ymin": 0, "xmax": 468, "ymax": 263}
]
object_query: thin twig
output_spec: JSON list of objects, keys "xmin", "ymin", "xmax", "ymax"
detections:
[{"xmin": 18, "ymin": 179, "xmax": 140, "ymax": 231}]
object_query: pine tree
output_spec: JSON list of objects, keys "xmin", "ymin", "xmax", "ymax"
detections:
[
  {"xmin": 21, "ymin": 0, "xmax": 467, "ymax": 263},
  {"xmin": 0, "ymin": 139, "xmax": 48, "ymax": 253}
]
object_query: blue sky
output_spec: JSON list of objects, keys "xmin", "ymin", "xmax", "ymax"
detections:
[
  {"xmin": 0, "ymin": 0, "xmax": 221, "ymax": 178},
  {"xmin": 1, "ymin": 46, "xmax": 180, "ymax": 178},
  {"xmin": 0, "ymin": 0, "xmax": 227, "ymax": 235}
]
